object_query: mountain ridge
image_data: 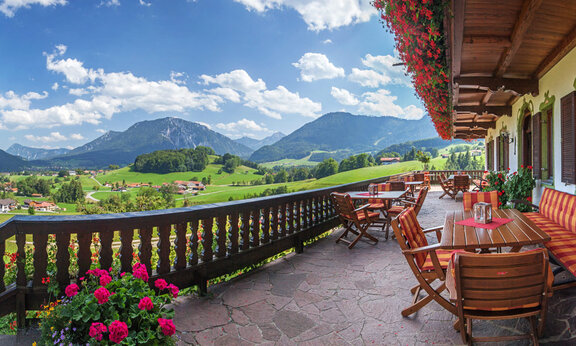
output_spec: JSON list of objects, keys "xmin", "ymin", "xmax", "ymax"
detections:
[
  {"xmin": 235, "ymin": 132, "xmax": 286, "ymax": 150},
  {"xmin": 7, "ymin": 144, "xmax": 71, "ymax": 161}
]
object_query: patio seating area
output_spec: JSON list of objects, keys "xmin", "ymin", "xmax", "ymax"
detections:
[{"xmin": 172, "ymin": 189, "xmax": 576, "ymax": 345}]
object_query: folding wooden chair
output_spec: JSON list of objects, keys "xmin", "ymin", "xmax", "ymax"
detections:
[
  {"xmin": 452, "ymin": 175, "xmax": 470, "ymax": 199},
  {"xmin": 447, "ymin": 249, "xmax": 551, "ymax": 345},
  {"xmin": 439, "ymin": 173, "xmax": 456, "ymax": 199},
  {"xmin": 391, "ymin": 208, "xmax": 457, "ymax": 317},
  {"xmin": 385, "ymin": 186, "xmax": 429, "ymax": 238},
  {"xmin": 471, "ymin": 172, "xmax": 489, "ymax": 192},
  {"xmin": 330, "ymin": 192, "xmax": 379, "ymax": 249}
]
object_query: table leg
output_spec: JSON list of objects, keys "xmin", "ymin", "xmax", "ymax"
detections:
[{"xmin": 510, "ymin": 246, "xmax": 522, "ymax": 252}]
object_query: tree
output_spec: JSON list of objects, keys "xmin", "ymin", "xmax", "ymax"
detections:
[
  {"xmin": 416, "ymin": 151, "xmax": 431, "ymax": 170},
  {"xmin": 109, "ymin": 164, "xmax": 120, "ymax": 170},
  {"xmin": 28, "ymin": 206, "xmax": 35, "ymax": 215},
  {"xmin": 315, "ymin": 158, "xmax": 338, "ymax": 179},
  {"xmin": 54, "ymin": 180, "xmax": 85, "ymax": 203},
  {"xmin": 274, "ymin": 170, "xmax": 289, "ymax": 183}
]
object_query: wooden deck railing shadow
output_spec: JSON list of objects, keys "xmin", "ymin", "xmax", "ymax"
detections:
[{"xmin": 0, "ymin": 170, "xmax": 481, "ymax": 326}]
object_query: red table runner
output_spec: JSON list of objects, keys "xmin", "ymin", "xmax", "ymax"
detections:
[{"xmin": 455, "ymin": 217, "xmax": 514, "ymax": 230}]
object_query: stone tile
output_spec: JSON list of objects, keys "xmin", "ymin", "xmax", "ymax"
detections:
[
  {"xmin": 238, "ymin": 324, "xmax": 263, "ymax": 343},
  {"xmin": 273, "ymin": 310, "xmax": 316, "ymax": 338},
  {"xmin": 231, "ymin": 309, "xmax": 250, "ymax": 325},
  {"xmin": 270, "ymin": 273, "xmax": 307, "ymax": 297},
  {"xmin": 174, "ymin": 298, "xmax": 229, "ymax": 332},
  {"xmin": 212, "ymin": 334, "xmax": 253, "ymax": 346},
  {"xmin": 259, "ymin": 323, "xmax": 282, "ymax": 342},
  {"xmin": 240, "ymin": 300, "xmax": 277, "ymax": 324},
  {"xmin": 221, "ymin": 287, "xmax": 269, "ymax": 307}
]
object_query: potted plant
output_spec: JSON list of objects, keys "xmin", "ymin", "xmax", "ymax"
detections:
[
  {"xmin": 504, "ymin": 165, "xmax": 536, "ymax": 212},
  {"xmin": 39, "ymin": 263, "xmax": 178, "ymax": 345}
]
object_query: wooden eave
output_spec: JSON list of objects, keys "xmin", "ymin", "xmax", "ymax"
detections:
[{"xmin": 446, "ymin": 0, "xmax": 576, "ymax": 139}]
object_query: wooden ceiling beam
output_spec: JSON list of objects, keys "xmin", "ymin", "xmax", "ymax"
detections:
[
  {"xmin": 453, "ymin": 122, "xmax": 495, "ymax": 129},
  {"xmin": 534, "ymin": 23, "xmax": 576, "ymax": 79},
  {"xmin": 464, "ymin": 35, "xmax": 511, "ymax": 47},
  {"xmin": 455, "ymin": 77, "xmax": 538, "ymax": 95},
  {"xmin": 494, "ymin": 0, "xmax": 544, "ymax": 77},
  {"xmin": 452, "ymin": 0, "xmax": 465, "ymax": 79},
  {"xmin": 454, "ymin": 105, "xmax": 511, "ymax": 116}
]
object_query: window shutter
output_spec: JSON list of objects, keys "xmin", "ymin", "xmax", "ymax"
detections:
[
  {"xmin": 495, "ymin": 136, "xmax": 501, "ymax": 170},
  {"xmin": 532, "ymin": 112, "xmax": 541, "ymax": 179},
  {"xmin": 503, "ymin": 136, "xmax": 509, "ymax": 171},
  {"xmin": 486, "ymin": 140, "xmax": 492, "ymax": 170},
  {"xmin": 561, "ymin": 92, "xmax": 576, "ymax": 184}
]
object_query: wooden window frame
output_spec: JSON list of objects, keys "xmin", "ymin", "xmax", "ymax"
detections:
[{"xmin": 561, "ymin": 91, "xmax": 576, "ymax": 184}]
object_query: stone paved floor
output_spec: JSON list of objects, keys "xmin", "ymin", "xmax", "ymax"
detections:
[{"xmin": 173, "ymin": 189, "xmax": 576, "ymax": 345}]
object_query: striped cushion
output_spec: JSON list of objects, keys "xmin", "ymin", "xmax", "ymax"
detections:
[
  {"xmin": 368, "ymin": 201, "xmax": 385, "ymax": 209},
  {"xmin": 377, "ymin": 183, "xmax": 392, "ymax": 192},
  {"xmin": 404, "ymin": 176, "xmax": 414, "ymax": 182},
  {"xmin": 462, "ymin": 191, "xmax": 499, "ymax": 211},
  {"xmin": 355, "ymin": 211, "xmax": 380, "ymax": 221},
  {"xmin": 387, "ymin": 205, "xmax": 406, "ymax": 215},
  {"xmin": 421, "ymin": 249, "xmax": 454, "ymax": 271},
  {"xmin": 398, "ymin": 208, "xmax": 428, "ymax": 268},
  {"xmin": 524, "ymin": 212, "xmax": 575, "ymax": 241},
  {"xmin": 539, "ymin": 188, "xmax": 576, "ymax": 233},
  {"xmin": 545, "ymin": 237, "xmax": 576, "ymax": 277}
]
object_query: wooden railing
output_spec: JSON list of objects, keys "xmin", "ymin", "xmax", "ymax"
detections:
[
  {"xmin": 0, "ymin": 172, "xmax": 415, "ymax": 326},
  {"xmin": 421, "ymin": 170, "xmax": 485, "ymax": 184}
]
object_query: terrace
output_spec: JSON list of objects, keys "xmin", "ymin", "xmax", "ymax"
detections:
[{"xmin": 1, "ymin": 171, "xmax": 575, "ymax": 344}]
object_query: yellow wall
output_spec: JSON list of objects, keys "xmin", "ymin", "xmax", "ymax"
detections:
[{"xmin": 486, "ymin": 46, "xmax": 576, "ymax": 197}]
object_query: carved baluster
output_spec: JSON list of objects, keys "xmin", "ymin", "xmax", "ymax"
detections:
[
  {"xmin": 313, "ymin": 197, "xmax": 320, "ymax": 225},
  {"xmin": 119, "ymin": 228, "xmax": 134, "ymax": 273},
  {"xmin": 201, "ymin": 218, "xmax": 214, "ymax": 262},
  {"xmin": 309, "ymin": 198, "xmax": 315, "ymax": 225},
  {"xmin": 16, "ymin": 233, "xmax": 26, "ymax": 328},
  {"xmin": 0, "ymin": 241, "xmax": 5, "ymax": 292},
  {"xmin": 295, "ymin": 201, "xmax": 302, "ymax": 233},
  {"xmin": 287, "ymin": 202, "xmax": 295, "ymax": 235},
  {"xmin": 99, "ymin": 230, "xmax": 114, "ymax": 272},
  {"xmin": 304, "ymin": 199, "xmax": 310, "ymax": 229},
  {"xmin": 174, "ymin": 222, "xmax": 188, "ymax": 270},
  {"xmin": 228, "ymin": 213, "xmax": 239, "ymax": 254},
  {"xmin": 261, "ymin": 207, "xmax": 270, "ymax": 244},
  {"xmin": 138, "ymin": 227, "xmax": 153, "ymax": 276},
  {"xmin": 77, "ymin": 232, "xmax": 91, "ymax": 279},
  {"xmin": 250, "ymin": 210, "xmax": 259, "ymax": 247},
  {"xmin": 215, "ymin": 215, "xmax": 227, "ymax": 259},
  {"xmin": 240, "ymin": 211, "xmax": 250, "ymax": 251},
  {"xmin": 32, "ymin": 233, "xmax": 48, "ymax": 289},
  {"xmin": 56, "ymin": 233, "xmax": 71, "ymax": 292},
  {"xmin": 157, "ymin": 224, "xmax": 171, "ymax": 274},
  {"xmin": 188, "ymin": 219, "xmax": 199, "ymax": 265},
  {"xmin": 279, "ymin": 203, "xmax": 287, "ymax": 237},
  {"xmin": 271, "ymin": 205, "xmax": 279, "ymax": 240}
]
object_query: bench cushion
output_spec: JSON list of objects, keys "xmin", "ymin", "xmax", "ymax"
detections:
[
  {"xmin": 545, "ymin": 238, "xmax": 576, "ymax": 277},
  {"xmin": 539, "ymin": 188, "xmax": 576, "ymax": 234},
  {"xmin": 524, "ymin": 212, "xmax": 576, "ymax": 241}
]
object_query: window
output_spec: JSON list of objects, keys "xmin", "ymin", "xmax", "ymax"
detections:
[
  {"xmin": 544, "ymin": 109, "xmax": 554, "ymax": 181},
  {"xmin": 486, "ymin": 140, "xmax": 494, "ymax": 171}
]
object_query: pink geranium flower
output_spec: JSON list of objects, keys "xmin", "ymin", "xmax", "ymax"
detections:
[
  {"xmin": 89, "ymin": 322, "xmax": 107, "ymax": 341},
  {"xmin": 158, "ymin": 318, "xmax": 176, "ymax": 336},
  {"xmin": 64, "ymin": 283, "xmax": 79, "ymax": 297},
  {"xmin": 154, "ymin": 279, "xmax": 168, "ymax": 290},
  {"xmin": 94, "ymin": 286, "xmax": 111, "ymax": 304},
  {"xmin": 138, "ymin": 296, "xmax": 154, "ymax": 311},
  {"xmin": 108, "ymin": 320, "xmax": 128, "ymax": 343}
]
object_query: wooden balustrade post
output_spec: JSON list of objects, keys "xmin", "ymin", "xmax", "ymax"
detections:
[
  {"xmin": 157, "ymin": 224, "xmax": 172, "ymax": 274},
  {"xmin": 250, "ymin": 210, "xmax": 259, "ymax": 247},
  {"xmin": 119, "ymin": 229, "xmax": 134, "ymax": 273},
  {"xmin": 302, "ymin": 199, "xmax": 309, "ymax": 230},
  {"xmin": 287, "ymin": 202, "xmax": 295, "ymax": 235},
  {"xmin": 201, "ymin": 218, "xmax": 214, "ymax": 262},
  {"xmin": 174, "ymin": 222, "xmax": 188, "ymax": 270},
  {"xmin": 32, "ymin": 233, "xmax": 48, "ymax": 290},
  {"xmin": 77, "ymin": 232, "xmax": 92, "ymax": 279},
  {"xmin": 270, "ymin": 206, "xmax": 279, "ymax": 240},
  {"xmin": 279, "ymin": 203, "xmax": 287, "ymax": 237},
  {"xmin": 56, "ymin": 233, "xmax": 71, "ymax": 294},
  {"xmin": 99, "ymin": 230, "xmax": 114, "ymax": 272},
  {"xmin": 240, "ymin": 211, "xmax": 250, "ymax": 251},
  {"xmin": 295, "ymin": 201, "xmax": 302, "ymax": 233},
  {"xmin": 0, "ymin": 241, "xmax": 5, "ymax": 293},
  {"xmin": 138, "ymin": 227, "xmax": 153, "ymax": 276},
  {"xmin": 261, "ymin": 208, "xmax": 270, "ymax": 244}
]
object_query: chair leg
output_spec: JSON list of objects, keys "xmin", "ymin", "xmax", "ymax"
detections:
[{"xmin": 529, "ymin": 316, "xmax": 539, "ymax": 345}]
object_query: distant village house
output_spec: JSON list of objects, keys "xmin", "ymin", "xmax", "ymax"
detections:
[
  {"xmin": 380, "ymin": 157, "xmax": 401, "ymax": 165},
  {"xmin": 0, "ymin": 198, "xmax": 17, "ymax": 213}
]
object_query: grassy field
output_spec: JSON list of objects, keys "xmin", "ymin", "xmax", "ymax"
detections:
[{"xmin": 260, "ymin": 152, "xmax": 320, "ymax": 168}]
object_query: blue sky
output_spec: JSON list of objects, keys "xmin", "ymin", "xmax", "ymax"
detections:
[{"xmin": 0, "ymin": 0, "xmax": 426, "ymax": 150}]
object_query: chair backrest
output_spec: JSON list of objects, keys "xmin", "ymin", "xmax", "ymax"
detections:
[
  {"xmin": 389, "ymin": 181, "xmax": 406, "ymax": 191},
  {"xmin": 453, "ymin": 175, "xmax": 469, "ymax": 189},
  {"xmin": 394, "ymin": 208, "xmax": 429, "ymax": 268},
  {"xmin": 462, "ymin": 191, "xmax": 499, "ymax": 211},
  {"xmin": 367, "ymin": 183, "xmax": 391, "ymax": 204},
  {"xmin": 330, "ymin": 192, "xmax": 356, "ymax": 222},
  {"xmin": 404, "ymin": 175, "xmax": 414, "ymax": 182},
  {"xmin": 453, "ymin": 249, "xmax": 549, "ymax": 312},
  {"xmin": 413, "ymin": 173, "xmax": 425, "ymax": 181},
  {"xmin": 413, "ymin": 186, "xmax": 429, "ymax": 215}
]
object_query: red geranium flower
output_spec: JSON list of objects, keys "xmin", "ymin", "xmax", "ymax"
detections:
[
  {"xmin": 158, "ymin": 318, "xmax": 176, "ymax": 336},
  {"xmin": 138, "ymin": 296, "xmax": 154, "ymax": 311},
  {"xmin": 94, "ymin": 286, "xmax": 111, "ymax": 304},
  {"xmin": 65, "ymin": 283, "xmax": 79, "ymax": 297},
  {"xmin": 108, "ymin": 320, "xmax": 128, "ymax": 343}
]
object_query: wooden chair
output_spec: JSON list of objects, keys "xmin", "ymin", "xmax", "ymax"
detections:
[
  {"xmin": 413, "ymin": 173, "xmax": 425, "ymax": 182},
  {"xmin": 462, "ymin": 191, "xmax": 499, "ymax": 211},
  {"xmin": 439, "ymin": 173, "xmax": 456, "ymax": 199},
  {"xmin": 391, "ymin": 207, "xmax": 457, "ymax": 317},
  {"xmin": 385, "ymin": 187, "xmax": 429, "ymax": 238},
  {"xmin": 447, "ymin": 249, "xmax": 551, "ymax": 345},
  {"xmin": 330, "ymin": 192, "xmax": 379, "ymax": 249},
  {"xmin": 452, "ymin": 175, "xmax": 470, "ymax": 199},
  {"xmin": 388, "ymin": 181, "xmax": 405, "ymax": 191},
  {"xmin": 471, "ymin": 172, "xmax": 490, "ymax": 192}
]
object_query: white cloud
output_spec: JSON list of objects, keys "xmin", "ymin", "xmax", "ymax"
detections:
[
  {"xmin": 234, "ymin": 0, "xmax": 374, "ymax": 31},
  {"xmin": 215, "ymin": 118, "xmax": 272, "ymax": 138},
  {"xmin": 45, "ymin": 45, "xmax": 100, "ymax": 84},
  {"xmin": 70, "ymin": 133, "xmax": 84, "ymax": 140},
  {"xmin": 0, "ymin": 90, "xmax": 48, "ymax": 110},
  {"xmin": 330, "ymin": 87, "xmax": 358, "ymax": 106},
  {"xmin": 25, "ymin": 131, "xmax": 67, "ymax": 143},
  {"xmin": 51, "ymin": 82, "xmax": 59, "ymax": 91},
  {"xmin": 194, "ymin": 121, "xmax": 211, "ymax": 130},
  {"xmin": 358, "ymin": 89, "xmax": 424, "ymax": 120},
  {"xmin": 292, "ymin": 53, "xmax": 344, "ymax": 82},
  {"xmin": 348, "ymin": 54, "xmax": 412, "ymax": 88},
  {"xmin": 139, "ymin": 0, "xmax": 151, "ymax": 6},
  {"xmin": 201, "ymin": 69, "xmax": 321, "ymax": 119},
  {"xmin": 99, "ymin": 0, "xmax": 119, "ymax": 7},
  {"xmin": 96, "ymin": 128, "xmax": 107, "ymax": 134},
  {"xmin": 205, "ymin": 87, "xmax": 241, "ymax": 103},
  {"xmin": 322, "ymin": 39, "xmax": 332, "ymax": 44},
  {"xmin": 69, "ymin": 88, "xmax": 88, "ymax": 96},
  {"xmin": 0, "ymin": 0, "xmax": 67, "ymax": 17},
  {"xmin": 170, "ymin": 71, "xmax": 187, "ymax": 85}
]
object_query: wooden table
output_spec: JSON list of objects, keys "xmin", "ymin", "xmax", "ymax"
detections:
[
  {"xmin": 448, "ymin": 174, "xmax": 471, "ymax": 180},
  {"xmin": 441, "ymin": 209, "xmax": 550, "ymax": 252},
  {"xmin": 347, "ymin": 191, "xmax": 407, "ymax": 200},
  {"xmin": 404, "ymin": 181, "xmax": 423, "ymax": 195}
]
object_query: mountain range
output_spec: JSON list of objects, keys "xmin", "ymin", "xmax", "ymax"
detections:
[
  {"xmin": 249, "ymin": 112, "xmax": 438, "ymax": 162},
  {"xmin": 234, "ymin": 132, "xmax": 286, "ymax": 150},
  {"xmin": 6, "ymin": 144, "xmax": 71, "ymax": 161},
  {"xmin": 0, "ymin": 113, "xmax": 442, "ymax": 171}
]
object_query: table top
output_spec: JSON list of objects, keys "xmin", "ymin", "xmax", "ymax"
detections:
[
  {"xmin": 440, "ymin": 209, "xmax": 550, "ymax": 251},
  {"xmin": 347, "ymin": 190, "xmax": 407, "ymax": 200},
  {"xmin": 405, "ymin": 181, "xmax": 423, "ymax": 185},
  {"xmin": 448, "ymin": 174, "xmax": 471, "ymax": 180}
]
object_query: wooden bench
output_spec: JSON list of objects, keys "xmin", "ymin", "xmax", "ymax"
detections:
[{"xmin": 521, "ymin": 188, "xmax": 576, "ymax": 290}]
